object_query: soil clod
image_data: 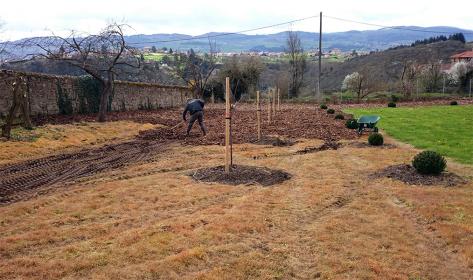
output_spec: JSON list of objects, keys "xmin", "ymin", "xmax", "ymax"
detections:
[
  {"xmin": 191, "ymin": 165, "xmax": 291, "ymax": 186},
  {"xmin": 370, "ymin": 164, "xmax": 467, "ymax": 187}
]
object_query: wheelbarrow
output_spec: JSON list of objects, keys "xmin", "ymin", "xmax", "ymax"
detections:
[{"xmin": 357, "ymin": 115, "xmax": 380, "ymax": 135}]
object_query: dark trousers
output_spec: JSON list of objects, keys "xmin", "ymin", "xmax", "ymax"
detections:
[{"xmin": 187, "ymin": 111, "xmax": 207, "ymax": 135}]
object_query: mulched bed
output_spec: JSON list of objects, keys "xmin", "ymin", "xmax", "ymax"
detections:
[
  {"xmin": 191, "ymin": 165, "xmax": 291, "ymax": 186},
  {"xmin": 370, "ymin": 164, "xmax": 468, "ymax": 187},
  {"xmin": 32, "ymin": 104, "xmax": 358, "ymax": 146}
]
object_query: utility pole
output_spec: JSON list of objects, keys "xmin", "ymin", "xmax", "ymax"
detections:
[{"xmin": 317, "ymin": 11, "xmax": 322, "ymax": 102}]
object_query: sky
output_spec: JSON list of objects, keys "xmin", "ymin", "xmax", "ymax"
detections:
[{"xmin": 1, "ymin": 0, "xmax": 473, "ymax": 41}]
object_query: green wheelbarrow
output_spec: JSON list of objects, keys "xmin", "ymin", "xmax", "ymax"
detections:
[{"xmin": 357, "ymin": 115, "xmax": 380, "ymax": 135}]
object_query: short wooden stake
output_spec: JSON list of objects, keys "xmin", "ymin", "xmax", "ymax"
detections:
[
  {"xmin": 225, "ymin": 77, "xmax": 231, "ymax": 173},
  {"xmin": 256, "ymin": 91, "xmax": 261, "ymax": 141},
  {"xmin": 277, "ymin": 88, "xmax": 280, "ymax": 111},
  {"xmin": 267, "ymin": 91, "xmax": 271, "ymax": 124}
]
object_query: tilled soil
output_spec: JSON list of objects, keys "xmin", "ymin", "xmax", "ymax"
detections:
[
  {"xmin": 191, "ymin": 165, "xmax": 291, "ymax": 186},
  {"xmin": 0, "ymin": 140, "xmax": 165, "ymax": 204},
  {"xmin": 0, "ymin": 105, "xmax": 357, "ymax": 204},
  {"xmin": 370, "ymin": 164, "xmax": 468, "ymax": 187}
]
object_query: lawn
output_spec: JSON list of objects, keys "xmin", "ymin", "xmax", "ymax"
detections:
[{"xmin": 346, "ymin": 104, "xmax": 473, "ymax": 164}]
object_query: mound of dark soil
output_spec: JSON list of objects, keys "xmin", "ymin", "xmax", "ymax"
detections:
[
  {"xmin": 370, "ymin": 164, "xmax": 467, "ymax": 187},
  {"xmin": 191, "ymin": 165, "xmax": 291, "ymax": 186}
]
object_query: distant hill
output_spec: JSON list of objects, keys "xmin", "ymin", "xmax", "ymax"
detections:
[
  {"xmin": 125, "ymin": 26, "xmax": 473, "ymax": 52},
  {"xmin": 2, "ymin": 26, "xmax": 473, "ymax": 57},
  {"xmin": 314, "ymin": 40, "xmax": 471, "ymax": 92}
]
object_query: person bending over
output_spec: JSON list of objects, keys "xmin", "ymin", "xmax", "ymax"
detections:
[{"xmin": 183, "ymin": 99, "xmax": 207, "ymax": 136}]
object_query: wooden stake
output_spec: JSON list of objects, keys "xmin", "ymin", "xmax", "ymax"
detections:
[
  {"xmin": 267, "ymin": 91, "xmax": 271, "ymax": 124},
  {"xmin": 225, "ymin": 77, "xmax": 231, "ymax": 174},
  {"xmin": 257, "ymin": 90, "xmax": 261, "ymax": 141},
  {"xmin": 277, "ymin": 88, "xmax": 280, "ymax": 111},
  {"xmin": 272, "ymin": 89, "xmax": 276, "ymax": 118}
]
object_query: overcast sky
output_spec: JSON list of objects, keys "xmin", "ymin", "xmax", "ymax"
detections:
[{"xmin": 1, "ymin": 0, "xmax": 472, "ymax": 41}]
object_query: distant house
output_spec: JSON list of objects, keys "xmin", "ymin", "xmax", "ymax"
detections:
[{"xmin": 451, "ymin": 50, "xmax": 473, "ymax": 63}]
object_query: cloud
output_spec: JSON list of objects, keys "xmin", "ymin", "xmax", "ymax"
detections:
[{"xmin": 0, "ymin": 0, "xmax": 472, "ymax": 40}]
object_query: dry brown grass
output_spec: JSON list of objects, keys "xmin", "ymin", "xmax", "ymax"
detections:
[
  {"xmin": 1, "ymin": 135, "xmax": 473, "ymax": 279},
  {"xmin": 0, "ymin": 121, "xmax": 158, "ymax": 165}
]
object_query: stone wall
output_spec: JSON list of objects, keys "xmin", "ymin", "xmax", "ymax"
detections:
[{"xmin": 0, "ymin": 70, "xmax": 192, "ymax": 117}]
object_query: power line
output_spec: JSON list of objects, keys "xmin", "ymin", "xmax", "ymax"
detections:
[
  {"xmin": 324, "ymin": 15, "xmax": 473, "ymax": 35},
  {"xmin": 129, "ymin": 15, "xmax": 320, "ymax": 45}
]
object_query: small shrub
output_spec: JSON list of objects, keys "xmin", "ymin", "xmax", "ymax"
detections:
[
  {"xmin": 368, "ymin": 133, "xmax": 384, "ymax": 146},
  {"xmin": 450, "ymin": 101, "xmax": 458, "ymax": 105},
  {"xmin": 387, "ymin": 102, "xmax": 396, "ymax": 108},
  {"xmin": 327, "ymin": 108, "xmax": 335, "ymax": 114},
  {"xmin": 346, "ymin": 119, "xmax": 358, "ymax": 129},
  {"xmin": 412, "ymin": 151, "xmax": 446, "ymax": 175},
  {"xmin": 320, "ymin": 104, "xmax": 328, "ymax": 109},
  {"xmin": 334, "ymin": 114, "xmax": 345, "ymax": 120}
]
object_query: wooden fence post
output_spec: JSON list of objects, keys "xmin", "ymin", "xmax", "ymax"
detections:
[
  {"xmin": 277, "ymin": 88, "xmax": 280, "ymax": 111},
  {"xmin": 267, "ymin": 91, "xmax": 271, "ymax": 124},
  {"xmin": 257, "ymin": 90, "xmax": 261, "ymax": 141},
  {"xmin": 225, "ymin": 77, "xmax": 231, "ymax": 173}
]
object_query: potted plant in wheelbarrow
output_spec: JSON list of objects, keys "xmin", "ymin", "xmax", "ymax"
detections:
[{"xmin": 357, "ymin": 115, "xmax": 381, "ymax": 135}]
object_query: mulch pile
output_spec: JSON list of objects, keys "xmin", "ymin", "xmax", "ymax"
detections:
[
  {"xmin": 191, "ymin": 165, "xmax": 291, "ymax": 186},
  {"xmin": 370, "ymin": 164, "xmax": 468, "ymax": 187}
]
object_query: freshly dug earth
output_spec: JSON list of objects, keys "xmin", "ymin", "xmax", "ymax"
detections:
[
  {"xmin": 33, "ymin": 105, "xmax": 358, "ymax": 145},
  {"xmin": 371, "ymin": 164, "xmax": 468, "ymax": 187},
  {"xmin": 191, "ymin": 165, "xmax": 291, "ymax": 186}
]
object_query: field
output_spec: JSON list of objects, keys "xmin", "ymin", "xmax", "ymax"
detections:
[
  {"xmin": 1, "ymin": 104, "xmax": 473, "ymax": 279},
  {"xmin": 347, "ymin": 104, "xmax": 473, "ymax": 165}
]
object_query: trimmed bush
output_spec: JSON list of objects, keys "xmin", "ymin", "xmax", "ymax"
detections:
[
  {"xmin": 327, "ymin": 108, "xmax": 335, "ymax": 114},
  {"xmin": 368, "ymin": 133, "xmax": 384, "ymax": 146},
  {"xmin": 334, "ymin": 114, "xmax": 345, "ymax": 120},
  {"xmin": 412, "ymin": 151, "xmax": 446, "ymax": 175},
  {"xmin": 450, "ymin": 101, "xmax": 458, "ymax": 106},
  {"xmin": 387, "ymin": 102, "xmax": 397, "ymax": 108},
  {"xmin": 320, "ymin": 104, "xmax": 328, "ymax": 109},
  {"xmin": 345, "ymin": 119, "xmax": 358, "ymax": 129}
]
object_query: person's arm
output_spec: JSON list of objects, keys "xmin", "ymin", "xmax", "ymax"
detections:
[{"xmin": 183, "ymin": 105, "xmax": 189, "ymax": 121}]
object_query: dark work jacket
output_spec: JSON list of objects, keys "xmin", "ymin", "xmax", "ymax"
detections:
[{"xmin": 183, "ymin": 99, "xmax": 205, "ymax": 120}]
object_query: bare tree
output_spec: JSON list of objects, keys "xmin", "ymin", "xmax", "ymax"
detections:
[
  {"xmin": 175, "ymin": 40, "xmax": 217, "ymax": 97},
  {"xmin": 23, "ymin": 23, "xmax": 141, "ymax": 122},
  {"xmin": 400, "ymin": 61, "xmax": 421, "ymax": 99},
  {"xmin": 286, "ymin": 31, "xmax": 306, "ymax": 98},
  {"xmin": 420, "ymin": 61, "xmax": 442, "ymax": 93},
  {"xmin": 342, "ymin": 70, "xmax": 379, "ymax": 103}
]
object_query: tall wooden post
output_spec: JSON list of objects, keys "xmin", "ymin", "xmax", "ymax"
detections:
[
  {"xmin": 267, "ymin": 91, "xmax": 271, "ymax": 124},
  {"xmin": 257, "ymin": 91, "xmax": 261, "ymax": 141},
  {"xmin": 272, "ymin": 89, "xmax": 276, "ymax": 118},
  {"xmin": 225, "ymin": 77, "xmax": 231, "ymax": 173},
  {"xmin": 278, "ymin": 88, "xmax": 281, "ymax": 111}
]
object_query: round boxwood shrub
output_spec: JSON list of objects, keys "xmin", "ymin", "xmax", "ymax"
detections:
[
  {"xmin": 327, "ymin": 108, "xmax": 335, "ymax": 114},
  {"xmin": 345, "ymin": 119, "xmax": 358, "ymax": 129},
  {"xmin": 412, "ymin": 151, "xmax": 446, "ymax": 175},
  {"xmin": 450, "ymin": 101, "xmax": 458, "ymax": 106},
  {"xmin": 368, "ymin": 133, "xmax": 384, "ymax": 146},
  {"xmin": 334, "ymin": 114, "xmax": 345, "ymax": 120},
  {"xmin": 387, "ymin": 102, "xmax": 397, "ymax": 108},
  {"xmin": 320, "ymin": 104, "xmax": 328, "ymax": 109}
]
